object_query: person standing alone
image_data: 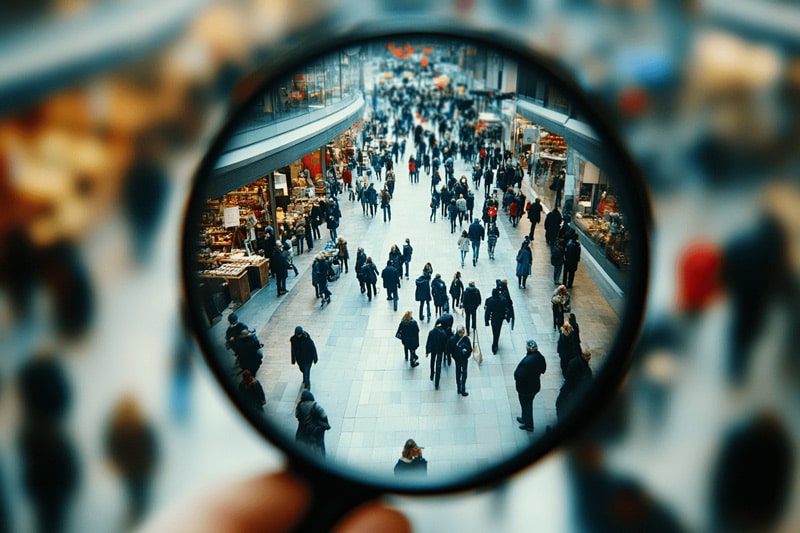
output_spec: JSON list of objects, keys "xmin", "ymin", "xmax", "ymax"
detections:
[{"xmin": 514, "ymin": 339, "xmax": 546, "ymax": 432}]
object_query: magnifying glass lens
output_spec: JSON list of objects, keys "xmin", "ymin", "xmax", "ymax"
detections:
[{"xmin": 183, "ymin": 34, "xmax": 649, "ymax": 493}]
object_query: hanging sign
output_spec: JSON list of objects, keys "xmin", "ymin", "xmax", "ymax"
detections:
[{"xmin": 223, "ymin": 206, "xmax": 240, "ymax": 228}]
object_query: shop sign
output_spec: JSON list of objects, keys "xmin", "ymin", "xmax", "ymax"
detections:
[
  {"xmin": 522, "ymin": 127, "xmax": 539, "ymax": 144},
  {"xmin": 224, "ymin": 206, "xmax": 240, "ymax": 228}
]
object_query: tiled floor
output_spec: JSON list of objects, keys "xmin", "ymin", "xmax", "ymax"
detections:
[{"xmin": 205, "ymin": 129, "xmax": 622, "ymax": 485}]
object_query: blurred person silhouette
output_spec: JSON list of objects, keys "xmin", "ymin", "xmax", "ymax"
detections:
[
  {"xmin": 709, "ymin": 413, "xmax": 793, "ymax": 532},
  {"xmin": 238, "ymin": 369, "xmax": 266, "ymax": 412},
  {"xmin": 121, "ymin": 155, "xmax": 168, "ymax": 263},
  {"xmin": 393, "ymin": 439, "xmax": 428, "ymax": 479},
  {"xmin": 295, "ymin": 391, "xmax": 330, "ymax": 457},
  {"xmin": 721, "ymin": 213, "xmax": 793, "ymax": 383},
  {"xmin": 105, "ymin": 394, "xmax": 159, "ymax": 528},
  {"xmin": 484, "ymin": 288, "xmax": 507, "ymax": 354},
  {"xmin": 17, "ymin": 354, "xmax": 80, "ymax": 533},
  {"xmin": 140, "ymin": 472, "xmax": 410, "ymax": 532},
  {"xmin": 568, "ymin": 439, "xmax": 686, "ymax": 532}
]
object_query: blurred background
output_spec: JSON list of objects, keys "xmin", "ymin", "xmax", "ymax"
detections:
[{"xmin": 0, "ymin": 0, "xmax": 799, "ymax": 531}]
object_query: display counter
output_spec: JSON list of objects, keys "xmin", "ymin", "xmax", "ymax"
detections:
[{"xmin": 199, "ymin": 267, "xmax": 251, "ymax": 304}]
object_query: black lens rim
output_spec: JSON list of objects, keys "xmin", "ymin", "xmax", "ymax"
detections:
[{"xmin": 181, "ymin": 24, "xmax": 652, "ymax": 496}]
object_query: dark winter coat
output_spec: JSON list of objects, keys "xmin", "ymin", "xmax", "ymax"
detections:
[
  {"xmin": 397, "ymin": 319, "xmax": 420, "ymax": 350},
  {"xmin": 449, "ymin": 278, "xmax": 464, "ymax": 301},
  {"xmin": 448, "ymin": 333, "xmax": 472, "ymax": 363},
  {"xmin": 467, "ymin": 220, "xmax": 485, "ymax": 242},
  {"xmin": 564, "ymin": 239, "xmax": 582, "ymax": 269},
  {"xmin": 425, "ymin": 325, "xmax": 449, "ymax": 354},
  {"xmin": 526, "ymin": 201, "xmax": 543, "ymax": 223},
  {"xmin": 484, "ymin": 293, "xmax": 506, "ymax": 326},
  {"xmin": 431, "ymin": 278, "xmax": 448, "ymax": 306},
  {"xmin": 514, "ymin": 350, "xmax": 547, "ymax": 394},
  {"xmin": 516, "ymin": 246, "xmax": 533, "ymax": 277},
  {"xmin": 295, "ymin": 392, "xmax": 329, "ymax": 455},
  {"xmin": 462, "ymin": 286, "xmax": 482, "ymax": 311},
  {"xmin": 381, "ymin": 264, "xmax": 401, "ymax": 289},
  {"xmin": 290, "ymin": 332, "xmax": 318, "ymax": 368},
  {"xmin": 544, "ymin": 210, "xmax": 562, "ymax": 242},
  {"xmin": 415, "ymin": 275, "xmax": 432, "ymax": 302}
]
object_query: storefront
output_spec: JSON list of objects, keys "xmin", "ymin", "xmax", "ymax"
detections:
[{"xmin": 514, "ymin": 101, "xmax": 630, "ymax": 290}]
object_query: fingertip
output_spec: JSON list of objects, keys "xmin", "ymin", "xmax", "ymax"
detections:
[{"xmin": 332, "ymin": 502, "xmax": 412, "ymax": 533}]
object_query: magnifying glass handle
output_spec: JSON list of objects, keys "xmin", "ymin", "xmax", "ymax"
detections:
[{"xmin": 290, "ymin": 460, "xmax": 382, "ymax": 533}]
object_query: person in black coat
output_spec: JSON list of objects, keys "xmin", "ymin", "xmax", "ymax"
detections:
[
  {"xmin": 396, "ymin": 311, "xmax": 421, "ymax": 367},
  {"xmin": 557, "ymin": 322, "xmax": 581, "ymax": 378},
  {"xmin": 563, "ymin": 234, "xmax": 582, "ymax": 288},
  {"xmin": 360, "ymin": 256, "xmax": 379, "ymax": 301},
  {"xmin": 514, "ymin": 340, "xmax": 547, "ymax": 431},
  {"xmin": 402, "ymin": 238, "xmax": 413, "ymax": 279},
  {"xmin": 295, "ymin": 390, "xmax": 330, "ymax": 456},
  {"xmin": 450, "ymin": 326, "xmax": 472, "ymax": 396},
  {"xmin": 394, "ymin": 439, "xmax": 427, "ymax": 479},
  {"xmin": 238, "ymin": 369, "xmax": 266, "ymax": 412},
  {"xmin": 414, "ymin": 272, "xmax": 432, "ymax": 322},
  {"xmin": 309, "ymin": 202, "xmax": 323, "ymax": 240},
  {"xmin": 449, "ymin": 271, "xmax": 464, "ymax": 311},
  {"xmin": 271, "ymin": 248, "xmax": 289, "ymax": 296},
  {"xmin": 556, "ymin": 350, "xmax": 592, "ymax": 421},
  {"xmin": 381, "ymin": 260, "xmax": 401, "ymax": 312},
  {"xmin": 355, "ymin": 248, "xmax": 367, "ymax": 293},
  {"xmin": 431, "ymin": 273, "xmax": 448, "ymax": 316},
  {"xmin": 290, "ymin": 326, "xmax": 318, "ymax": 390},
  {"xmin": 544, "ymin": 207, "xmax": 562, "ymax": 246},
  {"xmin": 462, "ymin": 281, "xmax": 482, "ymax": 336},
  {"xmin": 425, "ymin": 322, "xmax": 449, "ymax": 390},
  {"xmin": 527, "ymin": 197, "xmax": 543, "ymax": 240},
  {"xmin": 484, "ymin": 288, "xmax": 507, "ymax": 354}
]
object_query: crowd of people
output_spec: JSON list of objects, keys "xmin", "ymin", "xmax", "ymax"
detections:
[{"xmin": 223, "ymin": 61, "xmax": 596, "ymax": 470}]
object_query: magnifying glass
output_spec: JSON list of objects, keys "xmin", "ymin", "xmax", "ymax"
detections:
[{"xmin": 182, "ymin": 29, "xmax": 650, "ymax": 531}]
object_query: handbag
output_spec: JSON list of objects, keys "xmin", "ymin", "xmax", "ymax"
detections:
[
  {"xmin": 395, "ymin": 328, "xmax": 403, "ymax": 340},
  {"xmin": 473, "ymin": 329, "xmax": 483, "ymax": 365}
]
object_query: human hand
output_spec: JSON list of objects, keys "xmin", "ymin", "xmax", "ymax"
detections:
[{"xmin": 141, "ymin": 471, "xmax": 410, "ymax": 533}]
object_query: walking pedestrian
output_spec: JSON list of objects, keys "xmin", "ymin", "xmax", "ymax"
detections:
[
  {"xmin": 448, "ymin": 199, "xmax": 458, "ymax": 233},
  {"xmin": 449, "ymin": 271, "xmax": 464, "ymax": 311},
  {"xmin": 457, "ymin": 230, "xmax": 470, "ymax": 267},
  {"xmin": 295, "ymin": 390, "xmax": 330, "ymax": 456},
  {"xmin": 526, "ymin": 197, "xmax": 543, "ymax": 240},
  {"xmin": 551, "ymin": 285, "xmax": 571, "ymax": 329},
  {"xmin": 450, "ymin": 325, "xmax": 472, "ymax": 396},
  {"xmin": 402, "ymin": 238, "xmax": 413, "ymax": 280},
  {"xmin": 557, "ymin": 321, "xmax": 582, "ymax": 378},
  {"xmin": 431, "ymin": 273, "xmax": 448, "ymax": 317},
  {"xmin": 487, "ymin": 222, "xmax": 500, "ymax": 260},
  {"xmin": 462, "ymin": 281, "xmax": 482, "ymax": 336},
  {"xmin": 271, "ymin": 247, "xmax": 289, "ymax": 297},
  {"xmin": 313, "ymin": 255, "xmax": 332, "ymax": 306},
  {"xmin": 361, "ymin": 256, "xmax": 379, "ymax": 302},
  {"xmin": 514, "ymin": 339, "xmax": 547, "ymax": 432},
  {"xmin": 544, "ymin": 207, "xmax": 562, "ymax": 245},
  {"xmin": 334, "ymin": 237, "xmax": 349, "ymax": 274},
  {"xmin": 467, "ymin": 218, "xmax": 485, "ymax": 266},
  {"xmin": 429, "ymin": 192, "xmax": 439, "ymax": 222},
  {"xmin": 563, "ymin": 234, "xmax": 582, "ymax": 288},
  {"xmin": 380, "ymin": 186, "xmax": 392, "ymax": 222},
  {"xmin": 484, "ymin": 288, "xmax": 507, "ymax": 354},
  {"xmin": 516, "ymin": 238, "xmax": 533, "ymax": 289},
  {"xmin": 290, "ymin": 326, "xmax": 318, "ymax": 390},
  {"xmin": 396, "ymin": 311, "xmax": 421, "ymax": 368},
  {"xmin": 355, "ymin": 247, "xmax": 367, "ymax": 293},
  {"xmin": 382, "ymin": 260, "xmax": 401, "ymax": 312},
  {"xmin": 551, "ymin": 238, "xmax": 565, "ymax": 286},
  {"xmin": 414, "ymin": 270, "xmax": 432, "ymax": 322},
  {"xmin": 424, "ymin": 320, "xmax": 448, "ymax": 390}
]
